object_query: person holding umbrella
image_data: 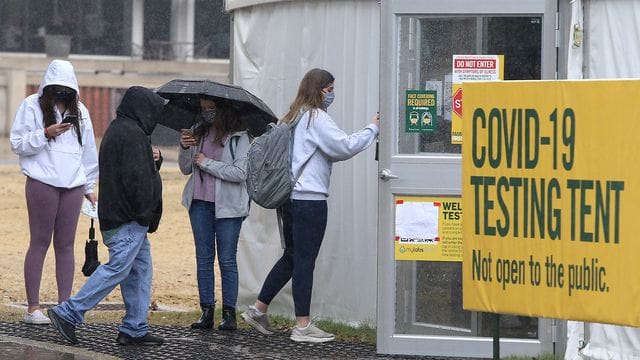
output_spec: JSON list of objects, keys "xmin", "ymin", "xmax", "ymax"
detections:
[
  {"xmin": 241, "ymin": 68, "xmax": 379, "ymax": 343},
  {"xmin": 10, "ymin": 59, "xmax": 98, "ymax": 325},
  {"xmin": 179, "ymin": 94, "xmax": 251, "ymax": 331}
]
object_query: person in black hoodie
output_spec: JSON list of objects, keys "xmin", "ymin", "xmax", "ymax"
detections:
[{"xmin": 49, "ymin": 86, "xmax": 166, "ymax": 346}]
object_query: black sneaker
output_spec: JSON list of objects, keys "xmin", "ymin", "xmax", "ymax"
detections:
[
  {"xmin": 116, "ymin": 331, "xmax": 164, "ymax": 346},
  {"xmin": 47, "ymin": 309, "xmax": 78, "ymax": 344}
]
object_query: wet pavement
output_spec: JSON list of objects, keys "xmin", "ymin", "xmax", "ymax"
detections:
[
  {"xmin": 0, "ymin": 338, "xmax": 99, "ymax": 360},
  {"xmin": 0, "ymin": 321, "xmax": 464, "ymax": 359}
]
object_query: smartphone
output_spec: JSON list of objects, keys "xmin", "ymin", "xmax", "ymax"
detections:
[
  {"xmin": 62, "ymin": 115, "xmax": 78, "ymax": 124},
  {"xmin": 181, "ymin": 128, "xmax": 194, "ymax": 137}
]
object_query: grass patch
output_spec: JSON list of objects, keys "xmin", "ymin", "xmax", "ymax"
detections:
[
  {"xmin": 265, "ymin": 313, "xmax": 376, "ymax": 344},
  {"xmin": 149, "ymin": 310, "xmax": 377, "ymax": 343}
]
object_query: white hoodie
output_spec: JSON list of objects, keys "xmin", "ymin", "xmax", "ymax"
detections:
[
  {"xmin": 9, "ymin": 60, "xmax": 98, "ymax": 193},
  {"xmin": 291, "ymin": 109, "xmax": 379, "ymax": 200}
]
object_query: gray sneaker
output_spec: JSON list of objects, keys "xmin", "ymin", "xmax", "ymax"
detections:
[
  {"xmin": 241, "ymin": 306, "xmax": 274, "ymax": 335},
  {"xmin": 290, "ymin": 323, "xmax": 335, "ymax": 343}
]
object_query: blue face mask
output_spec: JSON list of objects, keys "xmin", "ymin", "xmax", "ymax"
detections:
[{"xmin": 323, "ymin": 91, "xmax": 335, "ymax": 109}]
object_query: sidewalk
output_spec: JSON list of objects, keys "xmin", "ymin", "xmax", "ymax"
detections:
[{"xmin": 0, "ymin": 321, "xmax": 454, "ymax": 359}]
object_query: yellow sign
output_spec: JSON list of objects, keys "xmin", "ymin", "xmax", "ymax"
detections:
[
  {"xmin": 451, "ymin": 55, "xmax": 504, "ymax": 144},
  {"xmin": 395, "ymin": 196, "xmax": 462, "ymax": 261},
  {"xmin": 462, "ymin": 80, "xmax": 639, "ymax": 326}
]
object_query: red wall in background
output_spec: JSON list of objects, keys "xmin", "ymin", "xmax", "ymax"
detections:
[{"xmin": 26, "ymin": 85, "xmax": 113, "ymax": 138}]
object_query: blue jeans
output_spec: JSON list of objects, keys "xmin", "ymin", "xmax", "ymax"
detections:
[
  {"xmin": 258, "ymin": 200, "xmax": 328, "ymax": 317},
  {"xmin": 52, "ymin": 222, "xmax": 152, "ymax": 337},
  {"xmin": 189, "ymin": 200, "xmax": 243, "ymax": 308}
]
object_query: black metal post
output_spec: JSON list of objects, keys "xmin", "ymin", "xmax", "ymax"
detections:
[{"xmin": 493, "ymin": 313, "xmax": 500, "ymax": 360}]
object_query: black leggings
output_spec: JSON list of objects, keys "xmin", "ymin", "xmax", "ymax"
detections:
[{"xmin": 257, "ymin": 199, "xmax": 328, "ymax": 317}]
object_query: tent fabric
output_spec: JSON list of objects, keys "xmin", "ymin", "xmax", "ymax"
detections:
[
  {"xmin": 580, "ymin": 325, "xmax": 640, "ymax": 359},
  {"xmin": 566, "ymin": 321, "xmax": 585, "ymax": 359},
  {"xmin": 566, "ymin": 0, "xmax": 640, "ymax": 358},
  {"xmin": 232, "ymin": 0, "xmax": 380, "ymax": 324},
  {"xmin": 567, "ymin": 0, "xmax": 640, "ymax": 80},
  {"xmin": 584, "ymin": 0, "xmax": 640, "ymax": 79}
]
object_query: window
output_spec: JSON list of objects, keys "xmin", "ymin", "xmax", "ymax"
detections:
[{"xmin": 0, "ymin": 0, "xmax": 230, "ymax": 59}]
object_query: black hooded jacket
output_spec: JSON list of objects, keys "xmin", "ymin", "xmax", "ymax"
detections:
[{"xmin": 98, "ymin": 86, "xmax": 165, "ymax": 232}]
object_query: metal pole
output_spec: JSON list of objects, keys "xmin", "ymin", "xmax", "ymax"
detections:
[{"xmin": 493, "ymin": 313, "xmax": 500, "ymax": 360}]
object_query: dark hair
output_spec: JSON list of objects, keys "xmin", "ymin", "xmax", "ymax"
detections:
[
  {"xmin": 194, "ymin": 95, "xmax": 245, "ymax": 145},
  {"xmin": 39, "ymin": 85, "xmax": 82, "ymax": 145},
  {"xmin": 282, "ymin": 68, "xmax": 334, "ymax": 125}
]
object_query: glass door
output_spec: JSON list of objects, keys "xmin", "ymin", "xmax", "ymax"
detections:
[{"xmin": 377, "ymin": 0, "xmax": 558, "ymax": 357}]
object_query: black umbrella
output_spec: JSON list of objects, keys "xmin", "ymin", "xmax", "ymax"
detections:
[
  {"xmin": 156, "ymin": 79, "xmax": 278, "ymax": 137},
  {"xmin": 81, "ymin": 218, "xmax": 100, "ymax": 277}
]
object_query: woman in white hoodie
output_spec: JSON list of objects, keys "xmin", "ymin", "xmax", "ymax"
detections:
[
  {"xmin": 10, "ymin": 60, "xmax": 98, "ymax": 325},
  {"xmin": 242, "ymin": 68, "xmax": 379, "ymax": 343}
]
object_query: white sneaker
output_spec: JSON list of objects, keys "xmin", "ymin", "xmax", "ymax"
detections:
[
  {"xmin": 290, "ymin": 322, "xmax": 335, "ymax": 343},
  {"xmin": 241, "ymin": 306, "xmax": 275, "ymax": 335},
  {"xmin": 23, "ymin": 309, "xmax": 51, "ymax": 325}
]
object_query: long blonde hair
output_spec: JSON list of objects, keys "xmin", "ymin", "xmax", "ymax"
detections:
[{"xmin": 281, "ymin": 68, "xmax": 334, "ymax": 125}]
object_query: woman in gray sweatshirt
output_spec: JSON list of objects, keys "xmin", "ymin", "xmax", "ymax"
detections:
[
  {"xmin": 179, "ymin": 95, "xmax": 251, "ymax": 331},
  {"xmin": 242, "ymin": 68, "xmax": 379, "ymax": 343}
]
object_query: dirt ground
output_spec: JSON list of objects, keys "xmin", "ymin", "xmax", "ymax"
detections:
[{"xmin": 0, "ymin": 141, "xmax": 219, "ymax": 312}]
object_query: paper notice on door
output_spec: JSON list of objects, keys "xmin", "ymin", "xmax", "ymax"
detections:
[
  {"xmin": 395, "ymin": 197, "xmax": 463, "ymax": 261},
  {"xmin": 395, "ymin": 201, "xmax": 439, "ymax": 242}
]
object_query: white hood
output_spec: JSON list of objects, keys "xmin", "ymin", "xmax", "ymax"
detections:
[
  {"xmin": 10, "ymin": 59, "xmax": 98, "ymax": 193},
  {"xmin": 37, "ymin": 59, "xmax": 80, "ymax": 96}
]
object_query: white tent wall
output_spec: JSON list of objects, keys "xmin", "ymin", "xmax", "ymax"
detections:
[
  {"xmin": 565, "ymin": 0, "xmax": 640, "ymax": 358},
  {"xmin": 230, "ymin": 0, "xmax": 380, "ymax": 324}
]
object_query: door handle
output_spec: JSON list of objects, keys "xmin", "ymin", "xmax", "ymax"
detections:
[{"xmin": 379, "ymin": 169, "xmax": 399, "ymax": 181}]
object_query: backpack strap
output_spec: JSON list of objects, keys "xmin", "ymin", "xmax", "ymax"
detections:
[
  {"xmin": 288, "ymin": 111, "xmax": 305, "ymax": 160},
  {"xmin": 288, "ymin": 109, "xmax": 306, "ymax": 128},
  {"xmin": 289, "ymin": 110, "xmax": 313, "ymax": 186},
  {"xmin": 230, "ymin": 136, "xmax": 239, "ymax": 160}
]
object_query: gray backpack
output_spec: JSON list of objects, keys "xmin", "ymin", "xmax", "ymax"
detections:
[{"xmin": 246, "ymin": 111, "xmax": 305, "ymax": 209}]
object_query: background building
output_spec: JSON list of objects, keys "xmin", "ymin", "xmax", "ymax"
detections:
[
  {"xmin": 0, "ymin": 0, "xmax": 229, "ymax": 59},
  {"xmin": 0, "ymin": 0, "xmax": 231, "ymax": 141}
]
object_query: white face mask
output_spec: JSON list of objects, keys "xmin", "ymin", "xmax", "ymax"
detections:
[{"xmin": 323, "ymin": 91, "xmax": 335, "ymax": 109}]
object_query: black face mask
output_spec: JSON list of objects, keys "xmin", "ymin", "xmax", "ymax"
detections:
[
  {"xmin": 53, "ymin": 90, "xmax": 75, "ymax": 103},
  {"xmin": 201, "ymin": 109, "xmax": 217, "ymax": 124}
]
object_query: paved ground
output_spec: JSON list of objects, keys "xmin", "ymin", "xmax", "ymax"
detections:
[{"xmin": 0, "ymin": 321, "xmax": 469, "ymax": 360}]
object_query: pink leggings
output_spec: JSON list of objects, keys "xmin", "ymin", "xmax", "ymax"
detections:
[{"xmin": 24, "ymin": 177, "xmax": 84, "ymax": 307}]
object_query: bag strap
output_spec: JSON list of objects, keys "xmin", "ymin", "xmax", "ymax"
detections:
[
  {"xmin": 288, "ymin": 109, "xmax": 305, "ymax": 128},
  {"xmin": 230, "ymin": 136, "xmax": 239, "ymax": 160},
  {"xmin": 276, "ymin": 206, "xmax": 286, "ymax": 249},
  {"xmin": 288, "ymin": 110, "xmax": 305, "ymax": 163},
  {"xmin": 289, "ymin": 110, "xmax": 313, "ymax": 186}
]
